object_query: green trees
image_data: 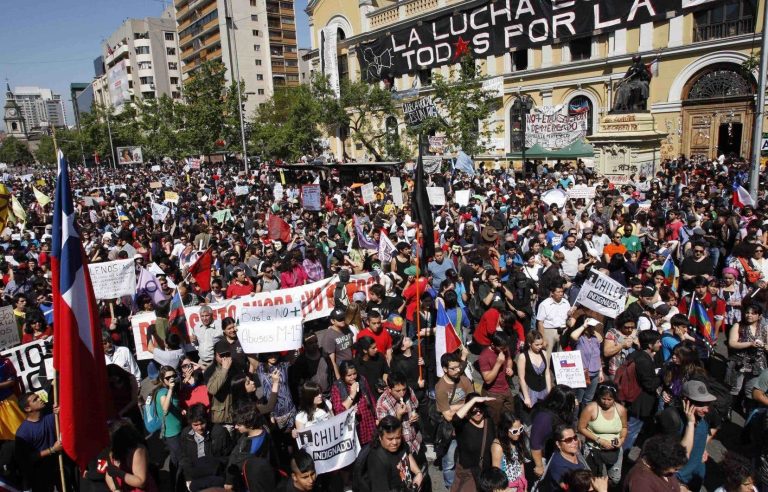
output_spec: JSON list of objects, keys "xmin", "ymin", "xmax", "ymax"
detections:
[{"xmin": 0, "ymin": 136, "xmax": 34, "ymax": 164}]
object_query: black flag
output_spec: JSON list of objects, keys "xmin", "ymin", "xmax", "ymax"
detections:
[{"xmin": 411, "ymin": 154, "xmax": 435, "ymax": 262}]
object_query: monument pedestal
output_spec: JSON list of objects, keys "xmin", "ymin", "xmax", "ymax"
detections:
[{"xmin": 588, "ymin": 112, "xmax": 667, "ymax": 183}]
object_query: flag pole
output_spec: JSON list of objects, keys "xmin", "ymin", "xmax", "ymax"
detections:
[{"xmin": 50, "ymin": 127, "xmax": 69, "ymax": 492}]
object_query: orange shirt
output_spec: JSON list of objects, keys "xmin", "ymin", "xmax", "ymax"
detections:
[{"xmin": 603, "ymin": 243, "xmax": 627, "ymax": 260}]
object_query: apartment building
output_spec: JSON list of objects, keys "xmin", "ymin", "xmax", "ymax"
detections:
[{"xmin": 11, "ymin": 86, "xmax": 67, "ymax": 131}]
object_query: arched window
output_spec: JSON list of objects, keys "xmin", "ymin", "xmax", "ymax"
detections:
[
  {"xmin": 385, "ymin": 116, "xmax": 398, "ymax": 138},
  {"xmin": 568, "ymin": 95, "xmax": 593, "ymax": 136},
  {"xmin": 686, "ymin": 69, "xmax": 753, "ymax": 100}
]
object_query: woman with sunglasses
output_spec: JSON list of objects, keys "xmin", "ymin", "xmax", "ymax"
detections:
[
  {"xmin": 449, "ymin": 393, "xmax": 496, "ymax": 492},
  {"xmin": 538, "ymin": 424, "xmax": 589, "ymax": 492},
  {"xmin": 490, "ymin": 411, "xmax": 529, "ymax": 492},
  {"xmin": 154, "ymin": 365, "xmax": 184, "ymax": 488},
  {"xmin": 577, "ymin": 383, "xmax": 627, "ymax": 486}
]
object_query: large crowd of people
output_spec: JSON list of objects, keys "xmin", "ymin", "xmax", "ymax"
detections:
[{"xmin": 0, "ymin": 154, "xmax": 767, "ymax": 492}]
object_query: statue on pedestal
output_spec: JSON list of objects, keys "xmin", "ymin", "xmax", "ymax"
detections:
[{"xmin": 612, "ymin": 55, "xmax": 651, "ymax": 113}]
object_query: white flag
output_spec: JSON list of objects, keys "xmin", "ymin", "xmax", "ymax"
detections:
[{"xmin": 378, "ymin": 232, "xmax": 397, "ymax": 264}]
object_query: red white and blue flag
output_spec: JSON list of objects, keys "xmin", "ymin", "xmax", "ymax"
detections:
[
  {"xmin": 52, "ymin": 150, "xmax": 109, "ymax": 469},
  {"xmin": 732, "ymin": 184, "xmax": 756, "ymax": 209},
  {"xmin": 435, "ymin": 301, "xmax": 468, "ymax": 377},
  {"xmin": 559, "ymin": 359, "xmax": 576, "ymax": 368}
]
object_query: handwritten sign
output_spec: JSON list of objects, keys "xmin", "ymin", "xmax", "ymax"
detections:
[
  {"xmin": 1, "ymin": 339, "xmax": 52, "ymax": 392},
  {"xmin": 237, "ymin": 301, "xmax": 303, "ymax": 353},
  {"xmin": 149, "ymin": 181, "xmax": 162, "ymax": 189},
  {"xmin": 567, "ymin": 185, "xmax": 597, "ymax": 200},
  {"xmin": 301, "ymin": 184, "xmax": 322, "ymax": 211},
  {"xmin": 361, "ymin": 183, "xmax": 375, "ymax": 204},
  {"xmin": 295, "ymin": 407, "xmax": 360, "ymax": 474},
  {"xmin": 403, "ymin": 96, "xmax": 438, "ymax": 127},
  {"xmin": 552, "ymin": 351, "xmax": 587, "ymax": 389},
  {"xmin": 390, "ymin": 177, "xmax": 403, "ymax": 207},
  {"xmin": 0, "ymin": 305, "xmax": 20, "ymax": 351},
  {"xmin": 427, "ymin": 186, "xmax": 446, "ymax": 206},
  {"xmin": 575, "ymin": 268, "xmax": 628, "ymax": 318},
  {"xmin": 164, "ymin": 191, "xmax": 179, "ymax": 204},
  {"xmin": 235, "ymin": 185, "xmax": 250, "ymax": 196},
  {"xmin": 87, "ymin": 258, "xmax": 137, "ymax": 300}
]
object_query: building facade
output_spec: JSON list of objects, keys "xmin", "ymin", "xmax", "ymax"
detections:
[
  {"xmin": 97, "ymin": 5, "xmax": 182, "ymax": 112},
  {"xmin": 70, "ymin": 83, "xmax": 94, "ymax": 128},
  {"xmin": 305, "ymin": 0, "xmax": 763, "ymax": 173},
  {"xmin": 175, "ymin": 0, "xmax": 300, "ymax": 115},
  {"xmin": 9, "ymin": 86, "xmax": 67, "ymax": 132}
]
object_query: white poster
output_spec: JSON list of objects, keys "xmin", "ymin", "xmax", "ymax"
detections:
[
  {"xmin": 390, "ymin": 177, "xmax": 403, "ymax": 207},
  {"xmin": 322, "ymin": 26, "xmax": 341, "ymax": 99},
  {"xmin": 361, "ymin": 183, "xmax": 376, "ymax": 204},
  {"xmin": 273, "ymin": 183, "xmax": 284, "ymax": 201},
  {"xmin": 455, "ymin": 189, "xmax": 471, "ymax": 207},
  {"xmin": 422, "ymin": 155, "xmax": 442, "ymax": 174},
  {"xmin": 301, "ymin": 184, "xmax": 322, "ymax": 211},
  {"xmin": 575, "ymin": 268, "xmax": 628, "ymax": 319},
  {"xmin": 552, "ymin": 351, "xmax": 587, "ymax": 389},
  {"xmin": 1, "ymin": 339, "xmax": 52, "ymax": 392},
  {"xmin": 427, "ymin": 186, "xmax": 446, "ymax": 206},
  {"xmin": 567, "ymin": 185, "xmax": 597, "ymax": 200},
  {"xmin": 235, "ymin": 185, "xmax": 250, "ymax": 196},
  {"xmin": 0, "ymin": 305, "xmax": 20, "ymax": 351},
  {"xmin": 151, "ymin": 165, "xmax": 161, "ymax": 172},
  {"xmin": 237, "ymin": 301, "xmax": 303, "ymax": 353},
  {"xmin": 525, "ymin": 108, "xmax": 588, "ymax": 149},
  {"xmin": 116, "ymin": 146, "xmax": 144, "ymax": 165},
  {"xmin": 107, "ymin": 60, "xmax": 131, "ymax": 108},
  {"xmin": 151, "ymin": 202, "xmax": 170, "ymax": 223},
  {"xmin": 295, "ymin": 407, "xmax": 360, "ymax": 474},
  {"xmin": 131, "ymin": 311, "xmax": 157, "ymax": 361},
  {"xmin": 482, "ymin": 75, "xmax": 504, "ymax": 99},
  {"xmin": 88, "ymin": 258, "xmax": 137, "ymax": 300}
]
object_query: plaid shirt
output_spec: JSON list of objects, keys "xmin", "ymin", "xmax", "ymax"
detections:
[
  {"xmin": 330, "ymin": 377, "xmax": 377, "ymax": 445},
  {"xmin": 376, "ymin": 388, "xmax": 422, "ymax": 454},
  {"xmin": 303, "ymin": 258, "xmax": 325, "ymax": 282}
]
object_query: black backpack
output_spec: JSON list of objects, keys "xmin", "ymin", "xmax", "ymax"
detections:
[
  {"xmin": 352, "ymin": 444, "xmax": 372, "ymax": 492},
  {"xmin": 690, "ymin": 374, "xmax": 731, "ymax": 424}
]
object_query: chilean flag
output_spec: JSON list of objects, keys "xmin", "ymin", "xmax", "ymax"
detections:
[
  {"xmin": 733, "ymin": 184, "xmax": 756, "ymax": 209},
  {"xmin": 435, "ymin": 301, "xmax": 467, "ymax": 377},
  {"xmin": 52, "ymin": 150, "xmax": 109, "ymax": 469}
]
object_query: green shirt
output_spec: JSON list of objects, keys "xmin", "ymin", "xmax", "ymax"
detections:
[
  {"xmin": 155, "ymin": 388, "xmax": 183, "ymax": 437},
  {"xmin": 621, "ymin": 235, "xmax": 642, "ymax": 253}
]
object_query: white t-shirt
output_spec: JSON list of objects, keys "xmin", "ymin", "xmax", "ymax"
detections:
[{"xmin": 295, "ymin": 401, "xmax": 333, "ymax": 429}]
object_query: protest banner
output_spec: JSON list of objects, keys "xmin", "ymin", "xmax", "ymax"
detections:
[
  {"xmin": 149, "ymin": 181, "xmax": 162, "ymax": 189},
  {"xmin": 235, "ymin": 185, "xmax": 250, "ymax": 196},
  {"xmin": 212, "ymin": 209, "xmax": 233, "ymax": 223},
  {"xmin": 427, "ymin": 186, "xmax": 446, "ymax": 206},
  {"xmin": 428, "ymin": 136, "xmax": 445, "ymax": 154},
  {"xmin": 403, "ymin": 96, "xmax": 438, "ymax": 128},
  {"xmin": 150, "ymin": 165, "xmax": 161, "ymax": 172},
  {"xmin": 0, "ymin": 305, "xmax": 19, "ymax": 351},
  {"xmin": 183, "ymin": 272, "xmax": 377, "ymax": 332},
  {"xmin": 238, "ymin": 301, "xmax": 303, "ymax": 353},
  {"xmin": 455, "ymin": 189, "xmax": 471, "ymax": 207},
  {"xmin": 151, "ymin": 202, "xmax": 170, "ymax": 223},
  {"xmin": 575, "ymin": 269, "xmax": 628, "ymax": 319},
  {"xmin": 361, "ymin": 183, "xmax": 375, "ymax": 204},
  {"xmin": 295, "ymin": 407, "xmax": 360, "ymax": 474},
  {"xmin": 301, "ymin": 184, "xmax": 322, "ymax": 211},
  {"xmin": 552, "ymin": 351, "xmax": 587, "ymax": 389},
  {"xmin": 1, "ymin": 339, "xmax": 52, "ymax": 392},
  {"xmin": 131, "ymin": 311, "xmax": 157, "ymax": 361},
  {"xmin": 390, "ymin": 177, "xmax": 403, "ymax": 207},
  {"xmin": 567, "ymin": 185, "xmax": 597, "ymax": 200},
  {"xmin": 422, "ymin": 155, "xmax": 442, "ymax": 174},
  {"xmin": 164, "ymin": 191, "xmax": 179, "ymax": 204},
  {"xmin": 482, "ymin": 75, "xmax": 504, "ymax": 99},
  {"xmin": 87, "ymin": 258, "xmax": 136, "ymax": 300},
  {"xmin": 525, "ymin": 109, "xmax": 588, "ymax": 149}
]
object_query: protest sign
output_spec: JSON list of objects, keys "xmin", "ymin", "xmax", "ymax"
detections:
[
  {"xmin": 361, "ymin": 183, "xmax": 375, "ymax": 204},
  {"xmin": 422, "ymin": 155, "xmax": 442, "ymax": 174},
  {"xmin": 301, "ymin": 184, "xmax": 322, "ymax": 211},
  {"xmin": 428, "ymin": 136, "xmax": 445, "ymax": 154},
  {"xmin": 295, "ymin": 407, "xmax": 360, "ymax": 474},
  {"xmin": 149, "ymin": 181, "xmax": 162, "ymax": 189},
  {"xmin": 273, "ymin": 183, "xmax": 284, "ymax": 201},
  {"xmin": 427, "ymin": 186, "xmax": 446, "ymax": 206},
  {"xmin": 482, "ymin": 76, "xmax": 504, "ymax": 99},
  {"xmin": 238, "ymin": 301, "xmax": 303, "ymax": 353},
  {"xmin": 455, "ymin": 189, "xmax": 471, "ymax": 207},
  {"xmin": 1, "ymin": 339, "xmax": 52, "ymax": 392},
  {"xmin": 150, "ymin": 165, "xmax": 161, "ymax": 172},
  {"xmin": 212, "ymin": 209, "xmax": 233, "ymax": 223},
  {"xmin": 552, "ymin": 351, "xmax": 587, "ymax": 389},
  {"xmin": 402, "ymin": 96, "xmax": 438, "ymax": 128},
  {"xmin": 390, "ymin": 177, "xmax": 403, "ymax": 207},
  {"xmin": 183, "ymin": 272, "xmax": 377, "ymax": 331},
  {"xmin": 164, "ymin": 191, "xmax": 179, "ymax": 204},
  {"xmin": 0, "ymin": 305, "xmax": 19, "ymax": 351},
  {"xmin": 235, "ymin": 185, "xmax": 250, "ymax": 196},
  {"xmin": 541, "ymin": 189, "xmax": 568, "ymax": 208},
  {"xmin": 526, "ymin": 109, "xmax": 588, "ymax": 149},
  {"xmin": 151, "ymin": 202, "xmax": 170, "ymax": 223},
  {"xmin": 575, "ymin": 269, "xmax": 628, "ymax": 319},
  {"xmin": 131, "ymin": 311, "xmax": 157, "ymax": 361},
  {"xmin": 87, "ymin": 258, "xmax": 137, "ymax": 300},
  {"xmin": 567, "ymin": 185, "xmax": 597, "ymax": 200}
]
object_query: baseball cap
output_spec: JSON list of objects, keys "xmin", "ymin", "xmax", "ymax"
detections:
[
  {"xmin": 542, "ymin": 249, "xmax": 554, "ymax": 260},
  {"xmin": 682, "ymin": 380, "xmax": 716, "ymax": 403},
  {"xmin": 352, "ymin": 291, "xmax": 366, "ymax": 303},
  {"xmin": 330, "ymin": 307, "xmax": 347, "ymax": 321}
]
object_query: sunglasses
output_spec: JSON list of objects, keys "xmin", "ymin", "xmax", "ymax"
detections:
[
  {"xmin": 470, "ymin": 407, "xmax": 483, "ymax": 414},
  {"xmin": 559, "ymin": 436, "xmax": 578, "ymax": 444},
  {"xmin": 164, "ymin": 375, "xmax": 177, "ymax": 380},
  {"xmin": 508, "ymin": 427, "xmax": 524, "ymax": 436},
  {"xmin": 181, "ymin": 364, "xmax": 192, "ymax": 369}
]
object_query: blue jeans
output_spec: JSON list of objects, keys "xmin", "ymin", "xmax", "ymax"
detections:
[
  {"xmin": 708, "ymin": 247, "xmax": 721, "ymax": 272},
  {"xmin": 576, "ymin": 371, "xmax": 600, "ymax": 406},
  {"xmin": 442, "ymin": 439, "xmax": 458, "ymax": 487},
  {"xmin": 623, "ymin": 416, "xmax": 644, "ymax": 451}
]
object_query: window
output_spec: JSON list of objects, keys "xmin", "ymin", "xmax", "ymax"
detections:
[
  {"xmin": 165, "ymin": 32, "xmax": 175, "ymax": 41},
  {"xmin": 694, "ymin": 0, "xmax": 755, "ymax": 41},
  {"xmin": 167, "ymin": 47, "xmax": 176, "ymax": 56},
  {"xmin": 509, "ymin": 105, "xmax": 523, "ymax": 152},
  {"xmin": 418, "ymin": 69, "xmax": 432, "ymax": 86},
  {"xmin": 142, "ymin": 91, "xmax": 155, "ymax": 99},
  {"xmin": 511, "ymin": 50, "xmax": 528, "ymax": 71},
  {"xmin": 251, "ymin": 14, "xmax": 258, "ymax": 21},
  {"xmin": 255, "ymin": 59, "xmax": 262, "ymax": 65},
  {"xmin": 170, "ymin": 77, "xmax": 179, "ymax": 85},
  {"xmin": 283, "ymin": 31, "xmax": 296, "ymax": 39},
  {"xmin": 252, "ymin": 29, "xmax": 260, "ymax": 36},
  {"xmin": 257, "ymin": 74, "xmax": 264, "ymax": 80},
  {"xmin": 271, "ymin": 46, "xmax": 283, "ymax": 56},
  {"xmin": 172, "ymin": 91, "xmax": 181, "ymax": 99},
  {"xmin": 136, "ymin": 46, "xmax": 150, "ymax": 55},
  {"xmin": 138, "ymin": 61, "xmax": 152, "ymax": 70},
  {"xmin": 568, "ymin": 96, "xmax": 593, "ymax": 135},
  {"xmin": 140, "ymin": 76, "xmax": 154, "ymax": 85},
  {"xmin": 338, "ymin": 54, "xmax": 349, "ymax": 82},
  {"xmin": 250, "ymin": 0, "xmax": 257, "ymax": 5},
  {"xmin": 286, "ymin": 74, "xmax": 299, "ymax": 82},
  {"xmin": 385, "ymin": 116, "xmax": 399, "ymax": 148},
  {"xmin": 168, "ymin": 62, "xmax": 178, "ymax": 70},
  {"xmin": 568, "ymin": 37, "xmax": 592, "ymax": 61},
  {"xmin": 269, "ymin": 29, "xmax": 282, "ymax": 38},
  {"xmin": 258, "ymin": 89, "xmax": 265, "ymax": 95},
  {"xmin": 134, "ymin": 32, "xmax": 149, "ymax": 39},
  {"xmin": 254, "ymin": 44, "xmax": 261, "ymax": 51},
  {"xmin": 285, "ymin": 59, "xmax": 298, "ymax": 67},
  {"xmin": 282, "ymin": 17, "xmax": 294, "ymax": 24}
]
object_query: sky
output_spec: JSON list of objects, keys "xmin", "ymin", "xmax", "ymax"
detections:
[{"xmin": 0, "ymin": 0, "xmax": 310, "ymax": 132}]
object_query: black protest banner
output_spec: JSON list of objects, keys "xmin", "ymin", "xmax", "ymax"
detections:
[
  {"xmin": 403, "ymin": 96, "xmax": 439, "ymax": 127},
  {"xmin": 357, "ymin": 0, "xmax": 686, "ymax": 81}
]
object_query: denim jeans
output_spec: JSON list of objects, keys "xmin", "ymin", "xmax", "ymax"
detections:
[
  {"xmin": 576, "ymin": 371, "xmax": 600, "ymax": 406},
  {"xmin": 623, "ymin": 416, "xmax": 644, "ymax": 451},
  {"xmin": 708, "ymin": 247, "xmax": 721, "ymax": 272},
  {"xmin": 441, "ymin": 439, "xmax": 458, "ymax": 487}
]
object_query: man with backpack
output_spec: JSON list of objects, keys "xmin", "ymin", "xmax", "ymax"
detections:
[{"xmin": 617, "ymin": 330, "xmax": 661, "ymax": 452}]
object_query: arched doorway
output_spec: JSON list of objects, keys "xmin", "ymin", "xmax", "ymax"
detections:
[
  {"xmin": 681, "ymin": 64, "xmax": 755, "ymax": 160},
  {"xmin": 567, "ymin": 95, "xmax": 594, "ymax": 136}
]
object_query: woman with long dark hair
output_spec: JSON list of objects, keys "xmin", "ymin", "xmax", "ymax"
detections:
[
  {"xmin": 727, "ymin": 303, "xmax": 768, "ymax": 406},
  {"xmin": 660, "ymin": 342, "xmax": 706, "ymax": 410},
  {"xmin": 515, "ymin": 331, "xmax": 551, "ymax": 425},
  {"xmin": 330, "ymin": 360, "xmax": 377, "ymax": 446},
  {"xmin": 105, "ymin": 421, "xmax": 158, "ymax": 491},
  {"xmin": 529, "ymin": 385, "xmax": 577, "ymax": 479},
  {"xmin": 490, "ymin": 411, "xmax": 530, "ymax": 492},
  {"xmin": 293, "ymin": 381, "xmax": 333, "ymax": 433}
]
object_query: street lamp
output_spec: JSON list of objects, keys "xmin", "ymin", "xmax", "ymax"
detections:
[{"xmin": 512, "ymin": 95, "xmax": 534, "ymax": 178}]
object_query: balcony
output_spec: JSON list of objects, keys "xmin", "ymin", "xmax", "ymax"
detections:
[{"xmin": 693, "ymin": 17, "xmax": 754, "ymax": 42}]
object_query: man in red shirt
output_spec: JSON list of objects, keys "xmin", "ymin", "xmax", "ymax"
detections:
[
  {"xmin": 226, "ymin": 268, "xmax": 254, "ymax": 298},
  {"xmin": 356, "ymin": 311, "xmax": 393, "ymax": 363},
  {"xmin": 665, "ymin": 210, "xmax": 684, "ymax": 241},
  {"xmin": 478, "ymin": 331, "xmax": 514, "ymax": 424}
]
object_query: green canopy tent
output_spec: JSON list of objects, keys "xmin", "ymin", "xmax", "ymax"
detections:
[
  {"xmin": 505, "ymin": 143, "xmax": 551, "ymax": 159},
  {"xmin": 506, "ymin": 139, "xmax": 595, "ymax": 160}
]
